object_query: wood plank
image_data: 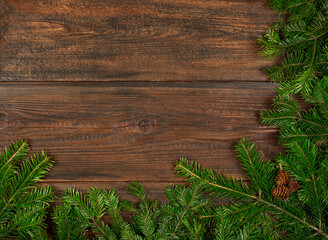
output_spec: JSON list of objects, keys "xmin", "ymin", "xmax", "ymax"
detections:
[
  {"xmin": 0, "ymin": 82, "xmax": 283, "ymax": 182},
  {"xmin": 0, "ymin": 0, "xmax": 278, "ymax": 82}
]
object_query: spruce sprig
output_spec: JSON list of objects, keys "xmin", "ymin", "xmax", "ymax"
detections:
[
  {"xmin": 52, "ymin": 182, "xmax": 213, "ymax": 239},
  {"xmin": 60, "ymin": 188, "xmax": 117, "ymax": 239},
  {"xmin": 52, "ymin": 203, "xmax": 88, "ymax": 240},
  {"xmin": 0, "ymin": 140, "xmax": 54, "ymax": 239},
  {"xmin": 258, "ymin": 0, "xmax": 328, "ymax": 96},
  {"xmin": 176, "ymin": 138, "xmax": 328, "ymax": 239},
  {"xmin": 261, "ymin": 77, "xmax": 328, "ymax": 143}
]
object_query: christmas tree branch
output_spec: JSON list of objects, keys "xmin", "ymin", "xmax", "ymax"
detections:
[
  {"xmin": 168, "ymin": 182, "xmax": 200, "ymax": 240},
  {"xmin": 176, "ymin": 159, "xmax": 328, "ymax": 238},
  {"xmin": 0, "ymin": 154, "xmax": 52, "ymax": 219},
  {"xmin": 62, "ymin": 189, "xmax": 117, "ymax": 240}
]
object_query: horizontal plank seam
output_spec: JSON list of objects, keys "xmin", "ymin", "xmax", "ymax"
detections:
[
  {"xmin": 0, "ymin": 127, "xmax": 278, "ymax": 130},
  {"xmin": 0, "ymin": 80, "xmax": 272, "ymax": 84},
  {"xmin": 41, "ymin": 179, "xmax": 251, "ymax": 183}
]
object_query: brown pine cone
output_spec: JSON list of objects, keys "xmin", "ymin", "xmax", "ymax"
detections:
[
  {"xmin": 288, "ymin": 180, "xmax": 300, "ymax": 192},
  {"xmin": 272, "ymin": 185, "xmax": 289, "ymax": 199},
  {"xmin": 275, "ymin": 170, "xmax": 290, "ymax": 186}
]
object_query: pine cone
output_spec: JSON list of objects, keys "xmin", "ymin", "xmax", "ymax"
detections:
[
  {"xmin": 272, "ymin": 185, "xmax": 289, "ymax": 199},
  {"xmin": 275, "ymin": 170, "xmax": 290, "ymax": 186},
  {"xmin": 288, "ymin": 180, "xmax": 300, "ymax": 192}
]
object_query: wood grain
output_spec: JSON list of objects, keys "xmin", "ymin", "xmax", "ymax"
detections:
[
  {"xmin": 0, "ymin": 0, "xmax": 278, "ymax": 82},
  {"xmin": 0, "ymin": 82, "xmax": 282, "ymax": 185}
]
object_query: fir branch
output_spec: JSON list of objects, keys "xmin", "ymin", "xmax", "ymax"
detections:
[
  {"xmin": 52, "ymin": 203, "xmax": 87, "ymax": 240},
  {"xmin": 0, "ymin": 140, "xmax": 54, "ymax": 239},
  {"xmin": 61, "ymin": 188, "xmax": 117, "ymax": 240},
  {"xmin": 175, "ymin": 159, "xmax": 257, "ymax": 201},
  {"xmin": 176, "ymin": 146, "xmax": 328, "ymax": 239},
  {"xmin": 1, "ymin": 152, "xmax": 53, "ymax": 219},
  {"xmin": 166, "ymin": 182, "xmax": 204, "ymax": 239},
  {"xmin": 103, "ymin": 189, "xmax": 124, "ymax": 237},
  {"xmin": 259, "ymin": 0, "xmax": 328, "ymax": 96},
  {"xmin": 235, "ymin": 139, "xmax": 276, "ymax": 197},
  {"xmin": 262, "ymin": 78, "xmax": 328, "ymax": 143},
  {"xmin": 0, "ymin": 140, "xmax": 30, "ymax": 200}
]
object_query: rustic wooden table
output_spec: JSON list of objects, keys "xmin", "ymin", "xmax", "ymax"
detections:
[{"xmin": 0, "ymin": 0, "xmax": 281, "ymax": 202}]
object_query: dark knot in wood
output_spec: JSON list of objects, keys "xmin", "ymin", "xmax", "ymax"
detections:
[
  {"xmin": 0, "ymin": 112, "xmax": 9, "ymax": 128},
  {"xmin": 137, "ymin": 118, "xmax": 156, "ymax": 133}
]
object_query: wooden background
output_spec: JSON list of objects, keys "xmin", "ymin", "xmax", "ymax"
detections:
[{"xmin": 0, "ymin": 0, "xmax": 281, "ymax": 202}]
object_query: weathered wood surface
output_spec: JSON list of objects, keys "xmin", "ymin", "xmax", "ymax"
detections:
[
  {"xmin": 0, "ymin": 0, "xmax": 278, "ymax": 82},
  {"xmin": 0, "ymin": 0, "xmax": 281, "ymax": 201},
  {"xmin": 0, "ymin": 82, "xmax": 281, "ymax": 182}
]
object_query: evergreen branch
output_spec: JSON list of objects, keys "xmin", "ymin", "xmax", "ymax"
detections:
[
  {"xmin": 236, "ymin": 139, "xmax": 275, "ymax": 197},
  {"xmin": 275, "ymin": 154, "xmax": 310, "ymax": 181},
  {"xmin": 13, "ymin": 205, "xmax": 48, "ymax": 237},
  {"xmin": 20, "ymin": 186, "xmax": 53, "ymax": 206},
  {"xmin": 0, "ymin": 141, "xmax": 54, "ymax": 239},
  {"xmin": 62, "ymin": 189, "xmax": 117, "ymax": 240},
  {"xmin": 126, "ymin": 184, "xmax": 160, "ymax": 239},
  {"xmin": 160, "ymin": 205, "xmax": 177, "ymax": 217},
  {"xmin": 0, "ymin": 139, "xmax": 29, "ymax": 170},
  {"xmin": 304, "ymin": 76, "xmax": 328, "ymax": 113},
  {"xmin": 214, "ymin": 207, "xmax": 235, "ymax": 240},
  {"xmin": 232, "ymin": 205, "xmax": 267, "ymax": 232},
  {"xmin": 127, "ymin": 182, "xmax": 150, "ymax": 216},
  {"xmin": 259, "ymin": 0, "xmax": 328, "ymax": 96},
  {"xmin": 0, "ymin": 153, "xmax": 53, "ymax": 219},
  {"xmin": 285, "ymin": 141, "xmax": 325, "ymax": 228},
  {"xmin": 227, "ymin": 201, "xmax": 258, "ymax": 216},
  {"xmin": 286, "ymin": 0, "xmax": 310, "ymax": 9},
  {"xmin": 0, "ymin": 204, "xmax": 48, "ymax": 239},
  {"xmin": 176, "ymin": 158, "xmax": 328, "ymax": 238},
  {"xmin": 279, "ymin": 35, "xmax": 312, "ymax": 49},
  {"xmin": 281, "ymin": 130, "xmax": 328, "ymax": 142},
  {"xmin": 315, "ymin": 81, "xmax": 328, "ymax": 112},
  {"xmin": 175, "ymin": 159, "xmax": 256, "ymax": 200},
  {"xmin": 292, "ymin": 141, "xmax": 316, "ymax": 180},
  {"xmin": 103, "ymin": 189, "xmax": 124, "ymax": 237},
  {"xmin": 168, "ymin": 182, "xmax": 200, "ymax": 240},
  {"xmin": 238, "ymin": 141, "xmax": 262, "ymax": 194},
  {"xmin": 262, "ymin": 84, "xmax": 328, "ymax": 143},
  {"xmin": 0, "ymin": 140, "xmax": 30, "ymax": 199},
  {"xmin": 120, "ymin": 200, "xmax": 136, "ymax": 213},
  {"xmin": 52, "ymin": 204, "xmax": 74, "ymax": 240}
]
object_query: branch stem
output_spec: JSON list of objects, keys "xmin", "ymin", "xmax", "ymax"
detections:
[{"xmin": 177, "ymin": 163, "xmax": 328, "ymax": 238}]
